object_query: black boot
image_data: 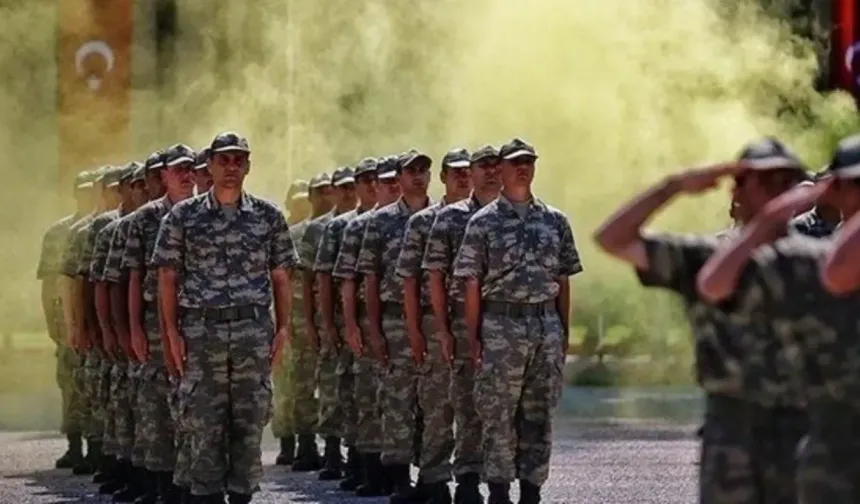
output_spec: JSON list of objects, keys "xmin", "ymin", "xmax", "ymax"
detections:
[
  {"xmin": 454, "ymin": 473, "xmax": 483, "ymax": 504},
  {"xmin": 227, "ymin": 491, "xmax": 251, "ymax": 504},
  {"xmin": 55, "ymin": 433, "xmax": 84, "ymax": 469},
  {"xmin": 426, "ymin": 481, "xmax": 453, "ymax": 504},
  {"xmin": 98, "ymin": 457, "xmax": 124, "ymax": 494},
  {"xmin": 179, "ymin": 487, "xmax": 191, "ymax": 504},
  {"xmin": 355, "ymin": 452, "xmax": 387, "ymax": 497},
  {"xmin": 318, "ymin": 436, "xmax": 343, "ymax": 481},
  {"xmin": 517, "ymin": 480, "xmax": 540, "ymax": 504},
  {"xmin": 339, "ymin": 447, "xmax": 364, "ymax": 491},
  {"xmin": 388, "ymin": 463, "xmax": 418, "ymax": 504},
  {"xmin": 291, "ymin": 434, "xmax": 321, "ymax": 472},
  {"xmin": 275, "ymin": 435, "xmax": 296, "ymax": 466},
  {"xmin": 72, "ymin": 439, "xmax": 100, "ymax": 475},
  {"xmin": 113, "ymin": 465, "xmax": 143, "ymax": 502},
  {"xmin": 157, "ymin": 471, "xmax": 183, "ymax": 504},
  {"xmin": 487, "ymin": 482, "xmax": 512, "ymax": 504},
  {"xmin": 128, "ymin": 468, "xmax": 158, "ymax": 504}
]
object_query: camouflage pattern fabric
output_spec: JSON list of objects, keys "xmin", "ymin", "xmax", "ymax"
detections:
[
  {"xmin": 60, "ymin": 213, "xmax": 95, "ymax": 278},
  {"xmin": 789, "ymin": 208, "xmax": 839, "ymax": 238},
  {"xmin": 152, "ymin": 190, "xmax": 296, "ymax": 496},
  {"xmin": 111, "ymin": 360, "xmax": 136, "ymax": 461},
  {"xmin": 452, "ymin": 195, "xmax": 580, "ymax": 485},
  {"xmin": 316, "ymin": 343, "xmax": 343, "ymax": 437},
  {"xmin": 102, "ymin": 215, "xmax": 135, "ymax": 284},
  {"xmin": 137, "ymin": 308, "xmax": 175, "ymax": 472},
  {"xmin": 79, "ymin": 211, "xmax": 120, "ymax": 277},
  {"xmin": 56, "ymin": 346, "xmax": 86, "ymax": 434},
  {"xmin": 170, "ymin": 375, "xmax": 191, "ymax": 487},
  {"xmin": 270, "ymin": 342, "xmax": 295, "ymax": 438},
  {"xmin": 83, "ymin": 351, "xmax": 104, "ymax": 442},
  {"xmin": 100, "ymin": 357, "xmax": 118, "ymax": 456},
  {"xmin": 37, "ymin": 214, "xmax": 78, "ymax": 346},
  {"xmin": 89, "ymin": 218, "xmax": 120, "ymax": 282},
  {"xmin": 333, "ymin": 204, "xmax": 377, "ymax": 302},
  {"xmin": 131, "ymin": 361, "xmax": 148, "ymax": 468},
  {"xmin": 351, "ymin": 315, "xmax": 383, "ymax": 453},
  {"xmin": 396, "ymin": 201, "xmax": 443, "ymax": 306},
  {"xmin": 122, "ymin": 196, "xmax": 178, "ymax": 303}
]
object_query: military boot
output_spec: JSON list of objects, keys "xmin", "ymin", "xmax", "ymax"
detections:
[
  {"xmin": 55, "ymin": 433, "xmax": 84, "ymax": 469},
  {"xmin": 275, "ymin": 435, "xmax": 296, "ymax": 466},
  {"xmin": 387, "ymin": 464, "xmax": 419, "ymax": 504},
  {"xmin": 98, "ymin": 457, "xmax": 125, "ymax": 494},
  {"xmin": 72, "ymin": 439, "xmax": 100, "ymax": 475},
  {"xmin": 426, "ymin": 481, "xmax": 453, "ymax": 504},
  {"xmin": 113, "ymin": 465, "xmax": 143, "ymax": 502},
  {"xmin": 93, "ymin": 453, "xmax": 115, "ymax": 484},
  {"xmin": 487, "ymin": 482, "xmax": 512, "ymax": 504},
  {"xmin": 157, "ymin": 471, "xmax": 184, "ymax": 504},
  {"xmin": 128, "ymin": 468, "xmax": 158, "ymax": 504},
  {"xmin": 355, "ymin": 452, "xmax": 387, "ymax": 497},
  {"xmin": 227, "ymin": 491, "xmax": 252, "ymax": 504},
  {"xmin": 517, "ymin": 480, "xmax": 540, "ymax": 504},
  {"xmin": 338, "ymin": 446, "xmax": 364, "ymax": 491},
  {"xmin": 318, "ymin": 436, "xmax": 343, "ymax": 481},
  {"xmin": 291, "ymin": 434, "xmax": 321, "ymax": 472},
  {"xmin": 454, "ymin": 473, "xmax": 483, "ymax": 504}
]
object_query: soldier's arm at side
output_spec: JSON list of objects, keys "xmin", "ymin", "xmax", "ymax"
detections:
[
  {"xmin": 822, "ymin": 210, "xmax": 860, "ymax": 294},
  {"xmin": 424, "ymin": 215, "xmax": 452, "ymax": 336},
  {"xmin": 315, "ymin": 223, "xmax": 337, "ymax": 336},
  {"xmin": 357, "ymin": 218, "xmax": 383, "ymax": 344},
  {"xmin": 452, "ymin": 217, "xmax": 489, "ymax": 357},
  {"xmin": 37, "ymin": 229, "xmax": 61, "ymax": 344},
  {"xmin": 397, "ymin": 215, "xmax": 425, "ymax": 337},
  {"xmin": 270, "ymin": 210, "xmax": 298, "ymax": 339},
  {"xmin": 151, "ymin": 209, "xmax": 186, "ymax": 369},
  {"xmin": 555, "ymin": 217, "xmax": 583, "ymax": 349},
  {"xmin": 335, "ymin": 221, "xmax": 362, "ymax": 332},
  {"xmin": 123, "ymin": 218, "xmax": 148, "ymax": 357},
  {"xmin": 299, "ymin": 226, "xmax": 319, "ymax": 344}
]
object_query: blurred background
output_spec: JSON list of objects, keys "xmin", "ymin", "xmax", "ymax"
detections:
[{"xmin": 1, "ymin": 0, "xmax": 859, "ymax": 429}]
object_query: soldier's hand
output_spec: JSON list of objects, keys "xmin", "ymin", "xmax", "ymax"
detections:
[
  {"xmin": 468, "ymin": 339, "xmax": 482, "ymax": 372},
  {"xmin": 671, "ymin": 163, "xmax": 748, "ymax": 194},
  {"xmin": 408, "ymin": 328, "xmax": 426, "ymax": 367},
  {"xmin": 345, "ymin": 322, "xmax": 363, "ymax": 357},
  {"xmin": 369, "ymin": 331, "xmax": 389, "ymax": 366},
  {"xmin": 438, "ymin": 329, "xmax": 455, "ymax": 368},
  {"xmin": 102, "ymin": 329, "xmax": 118, "ymax": 360},
  {"xmin": 321, "ymin": 323, "xmax": 339, "ymax": 351},
  {"xmin": 130, "ymin": 324, "xmax": 149, "ymax": 363},
  {"xmin": 307, "ymin": 326, "xmax": 320, "ymax": 353},
  {"xmin": 270, "ymin": 325, "xmax": 289, "ymax": 368},
  {"xmin": 166, "ymin": 328, "xmax": 186, "ymax": 376}
]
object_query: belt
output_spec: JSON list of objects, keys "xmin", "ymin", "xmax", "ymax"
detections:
[
  {"xmin": 382, "ymin": 302, "xmax": 432, "ymax": 317},
  {"xmin": 482, "ymin": 300, "xmax": 555, "ymax": 318},
  {"xmin": 184, "ymin": 305, "xmax": 267, "ymax": 323}
]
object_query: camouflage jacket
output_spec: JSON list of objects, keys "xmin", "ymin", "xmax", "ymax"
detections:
[
  {"xmin": 37, "ymin": 213, "xmax": 79, "ymax": 281},
  {"xmin": 89, "ymin": 216, "xmax": 124, "ymax": 282},
  {"xmin": 288, "ymin": 218, "xmax": 311, "ymax": 308},
  {"xmin": 332, "ymin": 206, "xmax": 377, "ymax": 302},
  {"xmin": 396, "ymin": 201, "xmax": 446, "ymax": 307},
  {"xmin": 79, "ymin": 210, "xmax": 120, "ymax": 277},
  {"xmin": 103, "ymin": 213, "xmax": 136, "ymax": 284},
  {"xmin": 60, "ymin": 213, "xmax": 96, "ymax": 278},
  {"xmin": 299, "ymin": 210, "xmax": 335, "ymax": 308},
  {"xmin": 123, "ymin": 196, "xmax": 177, "ymax": 303},
  {"xmin": 314, "ymin": 208, "xmax": 365, "ymax": 310}
]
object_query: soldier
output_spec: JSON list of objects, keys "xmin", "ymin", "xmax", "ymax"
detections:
[
  {"xmin": 144, "ymin": 151, "xmax": 167, "ymax": 200},
  {"xmin": 194, "ymin": 147, "xmax": 213, "ymax": 195},
  {"xmin": 334, "ymin": 156, "xmax": 402, "ymax": 497},
  {"xmin": 820, "ymin": 136, "xmax": 860, "ymax": 291},
  {"xmin": 153, "ymin": 132, "xmax": 297, "ymax": 504},
  {"xmin": 453, "ymin": 139, "xmax": 580, "ymax": 504},
  {"xmin": 356, "ymin": 148, "xmax": 434, "ymax": 502},
  {"xmin": 124, "ymin": 145, "xmax": 196, "ymax": 504},
  {"xmin": 290, "ymin": 173, "xmax": 334, "ymax": 472},
  {"xmin": 394, "ymin": 147, "xmax": 473, "ymax": 500},
  {"xmin": 422, "ymin": 145, "xmax": 502, "ymax": 503},
  {"xmin": 593, "ymin": 138, "xmax": 808, "ymax": 504},
  {"xmin": 38, "ymin": 170, "xmax": 95, "ymax": 469},
  {"xmin": 790, "ymin": 169, "xmax": 841, "ymax": 238},
  {"xmin": 272, "ymin": 179, "xmax": 311, "ymax": 467}
]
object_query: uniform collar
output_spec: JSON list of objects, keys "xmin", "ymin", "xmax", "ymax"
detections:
[
  {"xmin": 396, "ymin": 196, "xmax": 432, "ymax": 216},
  {"xmin": 496, "ymin": 193, "xmax": 545, "ymax": 216},
  {"xmin": 203, "ymin": 189, "xmax": 253, "ymax": 212}
]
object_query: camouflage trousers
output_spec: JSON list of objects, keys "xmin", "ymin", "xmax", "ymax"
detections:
[
  {"xmin": 380, "ymin": 312, "xmax": 421, "ymax": 467},
  {"xmin": 179, "ymin": 310, "xmax": 274, "ymax": 496},
  {"xmin": 138, "ymin": 309, "xmax": 176, "ymax": 472},
  {"xmin": 110, "ymin": 360, "xmax": 136, "ymax": 461},
  {"xmin": 336, "ymin": 344, "xmax": 357, "ymax": 445},
  {"xmin": 477, "ymin": 311, "xmax": 564, "ymax": 485},
  {"xmin": 417, "ymin": 314, "xmax": 454, "ymax": 484},
  {"xmin": 797, "ymin": 400, "xmax": 860, "ymax": 503},
  {"xmin": 271, "ymin": 342, "xmax": 295, "ymax": 438},
  {"xmin": 450, "ymin": 315, "xmax": 482, "ymax": 476},
  {"xmin": 169, "ymin": 376, "xmax": 191, "ymax": 488},
  {"xmin": 56, "ymin": 345, "xmax": 86, "ymax": 434},
  {"xmin": 317, "ymin": 342, "xmax": 343, "ymax": 438},
  {"xmin": 292, "ymin": 311, "xmax": 318, "ymax": 436},
  {"xmin": 83, "ymin": 350, "xmax": 105, "ymax": 442},
  {"xmin": 100, "ymin": 357, "xmax": 118, "ymax": 456}
]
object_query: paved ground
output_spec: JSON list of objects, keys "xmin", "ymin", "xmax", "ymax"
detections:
[{"xmin": 0, "ymin": 419, "xmax": 699, "ymax": 503}]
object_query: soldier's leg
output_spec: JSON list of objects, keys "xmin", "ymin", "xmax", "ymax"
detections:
[
  {"xmin": 225, "ymin": 316, "xmax": 274, "ymax": 501},
  {"xmin": 450, "ymin": 317, "xmax": 482, "ymax": 502},
  {"xmin": 183, "ymin": 314, "xmax": 229, "ymax": 499},
  {"xmin": 417, "ymin": 314, "xmax": 454, "ymax": 498},
  {"xmin": 291, "ymin": 313, "xmax": 321, "ymax": 472},
  {"xmin": 112, "ymin": 360, "xmax": 138, "ymax": 498},
  {"xmin": 121, "ymin": 364, "xmax": 151, "ymax": 502},
  {"xmin": 380, "ymin": 315, "xmax": 420, "ymax": 500},
  {"xmin": 337, "ymin": 347, "xmax": 361, "ymax": 490},
  {"xmin": 271, "ymin": 342, "xmax": 296, "ymax": 466},
  {"xmin": 96, "ymin": 358, "xmax": 119, "ymax": 487},
  {"xmin": 317, "ymin": 344, "xmax": 344, "ymax": 480},
  {"xmin": 477, "ymin": 314, "xmax": 529, "ymax": 502},
  {"xmin": 71, "ymin": 351, "xmax": 102, "ymax": 476},
  {"xmin": 169, "ymin": 375, "xmax": 191, "ymax": 502},
  {"xmin": 797, "ymin": 402, "xmax": 860, "ymax": 503},
  {"xmin": 757, "ymin": 407, "xmax": 806, "ymax": 504},
  {"xmin": 353, "ymin": 348, "xmax": 386, "ymax": 497},
  {"xmin": 56, "ymin": 346, "xmax": 85, "ymax": 468}
]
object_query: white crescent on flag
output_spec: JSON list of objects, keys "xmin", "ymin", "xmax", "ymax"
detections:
[{"xmin": 74, "ymin": 40, "xmax": 116, "ymax": 91}]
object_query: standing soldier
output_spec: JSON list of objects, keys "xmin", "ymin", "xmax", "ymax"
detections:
[
  {"xmin": 272, "ymin": 179, "xmax": 310, "ymax": 467},
  {"xmin": 153, "ymin": 132, "xmax": 297, "ymax": 504},
  {"xmin": 395, "ymin": 147, "xmax": 473, "ymax": 501},
  {"xmin": 144, "ymin": 150, "xmax": 167, "ymax": 200},
  {"xmin": 38, "ymin": 170, "xmax": 95, "ymax": 469},
  {"xmin": 356, "ymin": 149, "xmax": 434, "ymax": 502},
  {"xmin": 422, "ymin": 145, "xmax": 502, "ymax": 503},
  {"xmin": 313, "ymin": 167, "xmax": 359, "ymax": 481},
  {"xmin": 194, "ymin": 147, "xmax": 213, "ymax": 195},
  {"xmin": 290, "ymin": 173, "xmax": 334, "ymax": 472},
  {"xmin": 453, "ymin": 139, "xmax": 581, "ymax": 504},
  {"xmin": 334, "ymin": 156, "xmax": 401, "ymax": 497},
  {"xmin": 124, "ymin": 145, "xmax": 196, "ymax": 504}
]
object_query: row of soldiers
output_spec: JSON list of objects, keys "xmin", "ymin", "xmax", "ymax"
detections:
[
  {"xmin": 595, "ymin": 134, "xmax": 860, "ymax": 504},
  {"xmin": 38, "ymin": 133, "xmax": 582, "ymax": 504}
]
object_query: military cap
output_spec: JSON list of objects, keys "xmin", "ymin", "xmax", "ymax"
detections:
[
  {"xmin": 332, "ymin": 167, "xmax": 356, "ymax": 187},
  {"xmin": 131, "ymin": 164, "xmax": 146, "ymax": 184},
  {"xmin": 354, "ymin": 157, "xmax": 378, "ymax": 177},
  {"xmin": 309, "ymin": 172, "xmax": 333, "ymax": 189},
  {"xmin": 377, "ymin": 156, "xmax": 399, "ymax": 180},
  {"xmin": 100, "ymin": 166, "xmax": 124, "ymax": 188},
  {"xmin": 736, "ymin": 137, "xmax": 806, "ymax": 172},
  {"xmin": 287, "ymin": 180, "xmax": 309, "ymax": 200},
  {"xmin": 119, "ymin": 161, "xmax": 143, "ymax": 184},
  {"xmin": 75, "ymin": 170, "xmax": 95, "ymax": 189},
  {"xmin": 210, "ymin": 132, "xmax": 250, "ymax": 154},
  {"xmin": 471, "ymin": 144, "xmax": 500, "ymax": 164},
  {"xmin": 144, "ymin": 150, "xmax": 166, "ymax": 173},
  {"xmin": 824, "ymin": 134, "xmax": 860, "ymax": 180},
  {"xmin": 164, "ymin": 144, "xmax": 196, "ymax": 167},
  {"xmin": 398, "ymin": 149, "xmax": 432, "ymax": 170},
  {"xmin": 93, "ymin": 166, "xmax": 112, "ymax": 186},
  {"xmin": 441, "ymin": 148, "xmax": 472, "ymax": 169},
  {"xmin": 195, "ymin": 147, "xmax": 210, "ymax": 171},
  {"xmin": 499, "ymin": 138, "xmax": 538, "ymax": 161}
]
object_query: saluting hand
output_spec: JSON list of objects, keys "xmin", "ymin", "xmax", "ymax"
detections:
[
  {"xmin": 672, "ymin": 162, "xmax": 749, "ymax": 194},
  {"xmin": 760, "ymin": 178, "xmax": 833, "ymax": 223}
]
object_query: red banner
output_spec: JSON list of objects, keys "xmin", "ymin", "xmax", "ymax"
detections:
[
  {"xmin": 833, "ymin": 0, "xmax": 859, "ymax": 95},
  {"xmin": 56, "ymin": 0, "xmax": 134, "ymax": 190}
]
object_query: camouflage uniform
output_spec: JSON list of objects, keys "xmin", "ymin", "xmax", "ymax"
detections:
[
  {"xmin": 452, "ymin": 194, "xmax": 580, "ymax": 489},
  {"xmin": 151, "ymin": 189, "xmax": 297, "ymax": 498},
  {"xmin": 789, "ymin": 207, "xmax": 839, "ymax": 238},
  {"xmin": 356, "ymin": 196, "xmax": 432, "ymax": 475},
  {"xmin": 423, "ymin": 194, "xmax": 489, "ymax": 481},
  {"xmin": 396, "ymin": 199, "xmax": 454, "ymax": 486},
  {"xmin": 282, "ymin": 218, "xmax": 313, "ymax": 437}
]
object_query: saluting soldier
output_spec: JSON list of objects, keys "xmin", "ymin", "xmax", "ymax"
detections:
[
  {"xmin": 789, "ymin": 169, "xmax": 841, "ymax": 238},
  {"xmin": 422, "ymin": 145, "xmax": 502, "ymax": 503},
  {"xmin": 153, "ymin": 132, "xmax": 297, "ymax": 504}
]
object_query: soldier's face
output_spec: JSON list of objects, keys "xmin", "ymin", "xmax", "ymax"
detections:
[
  {"xmin": 471, "ymin": 160, "xmax": 501, "ymax": 193},
  {"xmin": 74, "ymin": 187, "xmax": 93, "ymax": 210},
  {"xmin": 400, "ymin": 162, "xmax": 430, "ymax": 194},
  {"xmin": 442, "ymin": 167, "xmax": 471, "ymax": 200},
  {"xmin": 130, "ymin": 180, "xmax": 147, "ymax": 208},
  {"xmin": 500, "ymin": 157, "xmax": 535, "ymax": 189},
  {"xmin": 335, "ymin": 182, "xmax": 357, "ymax": 209},
  {"xmin": 104, "ymin": 185, "xmax": 122, "ymax": 207},
  {"xmin": 194, "ymin": 169, "xmax": 213, "ymax": 193},
  {"xmin": 377, "ymin": 177, "xmax": 401, "ymax": 205},
  {"xmin": 209, "ymin": 152, "xmax": 250, "ymax": 189},
  {"xmin": 355, "ymin": 172, "xmax": 378, "ymax": 204},
  {"xmin": 287, "ymin": 197, "xmax": 311, "ymax": 221},
  {"xmin": 145, "ymin": 171, "xmax": 165, "ymax": 200},
  {"xmin": 163, "ymin": 162, "xmax": 195, "ymax": 198}
]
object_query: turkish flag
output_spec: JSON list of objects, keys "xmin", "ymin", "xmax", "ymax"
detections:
[
  {"xmin": 833, "ymin": 0, "xmax": 860, "ymax": 96},
  {"xmin": 56, "ymin": 0, "xmax": 134, "ymax": 190}
]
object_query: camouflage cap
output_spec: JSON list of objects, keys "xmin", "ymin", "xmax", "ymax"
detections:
[
  {"xmin": 354, "ymin": 157, "xmax": 378, "ymax": 177},
  {"xmin": 210, "ymin": 132, "xmax": 250, "ymax": 154},
  {"xmin": 333, "ymin": 167, "xmax": 357, "ymax": 187},
  {"xmin": 119, "ymin": 161, "xmax": 143, "ymax": 184},
  {"xmin": 144, "ymin": 150, "xmax": 166, "ymax": 173},
  {"xmin": 441, "ymin": 148, "xmax": 472, "ymax": 169},
  {"xmin": 165, "ymin": 144, "xmax": 196, "ymax": 167},
  {"xmin": 287, "ymin": 180, "xmax": 309, "ymax": 200},
  {"xmin": 75, "ymin": 170, "xmax": 95, "ymax": 189},
  {"xmin": 195, "ymin": 147, "xmax": 210, "ymax": 171},
  {"xmin": 471, "ymin": 144, "xmax": 500, "ymax": 164},
  {"xmin": 377, "ymin": 155, "xmax": 399, "ymax": 180},
  {"xmin": 131, "ymin": 163, "xmax": 146, "ymax": 184},
  {"xmin": 736, "ymin": 137, "xmax": 806, "ymax": 172},
  {"xmin": 398, "ymin": 149, "xmax": 432, "ymax": 170},
  {"xmin": 93, "ymin": 166, "xmax": 112, "ymax": 186},
  {"xmin": 824, "ymin": 134, "xmax": 860, "ymax": 180},
  {"xmin": 309, "ymin": 172, "xmax": 333, "ymax": 189},
  {"xmin": 101, "ymin": 166, "xmax": 124, "ymax": 188},
  {"xmin": 499, "ymin": 138, "xmax": 538, "ymax": 161}
]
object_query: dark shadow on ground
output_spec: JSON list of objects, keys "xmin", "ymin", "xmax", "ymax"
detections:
[{"xmin": 5, "ymin": 468, "xmax": 109, "ymax": 503}]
